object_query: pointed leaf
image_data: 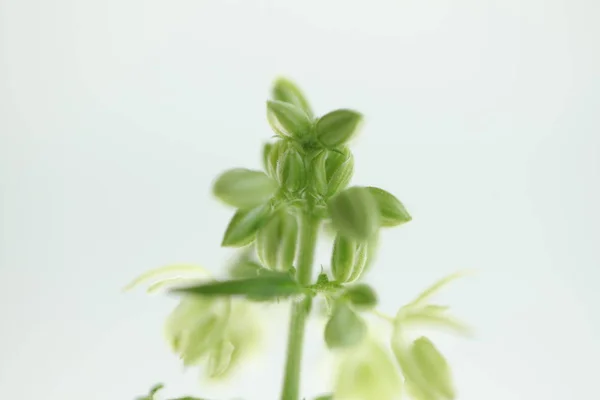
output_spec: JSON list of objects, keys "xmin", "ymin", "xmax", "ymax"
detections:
[
  {"xmin": 221, "ymin": 204, "xmax": 271, "ymax": 247},
  {"xmin": 171, "ymin": 273, "xmax": 306, "ymax": 301},
  {"xmin": 365, "ymin": 186, "xmax": 411, "ymax": 227},
  {"xmin": 213, "ymin": 168, "xmax": 277, "ymax": 209},
  {"xmin": 344, "ymin": 283, "xmax": 378, "ymax": 309},
  {"xmin": 272, "ymin": 77, "xmax": 313, "ymax": 117},
  {"xmin": 316, "ymin": 109, "xmax": 363, "ymax": 147},
  {"xmin": 328, "ymin": 186, "xmax": 380, "ymax": 241}
]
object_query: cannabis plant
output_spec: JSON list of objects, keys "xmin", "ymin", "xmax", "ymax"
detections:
[{"xmin": 128, "ymin": 78, "xmax": 471, "ymax": 400}]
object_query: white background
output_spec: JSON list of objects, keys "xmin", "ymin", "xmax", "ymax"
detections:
[{"xmin": 1, "ymin": 1, "xmax": 599, "ymax": 399}]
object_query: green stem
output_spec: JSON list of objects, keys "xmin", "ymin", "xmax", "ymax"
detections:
[{"xmin": 280, "ymin": 213, "xmax": 320, "ymax": 400}]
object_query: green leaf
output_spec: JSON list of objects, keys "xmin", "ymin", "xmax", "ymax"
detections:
[
  {"xmin": 309, "ymin": 150, "xmax": 329, "ymax": 196},
  {"xmin": 365, "ymin": 186, "xmax": 411, "ymax": 227},
  {"xmin": 213, "ymin": 168, "xmax": 277, "ymax": 209},
  {"xmin": 344, "ymin": 283, "xmax": 378, "ymax": 309},
  {"xmin": 206, "ymin": 340, "xmax": 235, "ymax": 378},
  {"xmin": 272, "ymin": 77, "xmax": 313, "ymax": 118},
  {"xmin": 324, "ymin": 301, "xmax": 366, "ymax": 349},
  {"xmin": 313, "ymin": 395, "xmax": 333, "ymax": 400},
  {"xmin": 171, "ymin": 273, "xmax": 306, "ymax": 301},
  {"xmin": 277, "ymin": 147, "xmax": 307, "ymax": 192},
  {"xmin": 262, "ymin": 142, "xmax": 273, "ymax": 173},
  {"xmin": 221, "ymin": 204, "xmax": 271, "ymax": 247},
  {"xmin": 328, "ymin": 186, "xmax": 380, "ymax": 241},
  {"xmin": 316, "ymin": 109, "xmax": 363, "ymax": 148},
  {"xmin": 267, "ymin": 100, "xmax": 312, "ymax": 139}
]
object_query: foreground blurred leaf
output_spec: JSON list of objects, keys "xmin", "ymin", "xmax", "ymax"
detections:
[
  {"xmin": 407, "ymin": 270, "xmax": 473, "ymax": 308},
  {"xmin": 170, "ymin": 273, "xmax": 306, "ymax": 301},
  {"xmin": 324, "ymin": 301, "xmax": 366, "ymax": 349}
]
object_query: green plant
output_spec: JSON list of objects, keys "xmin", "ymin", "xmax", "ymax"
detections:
[{"xmin": 127, "ymin": 78, "xmax": 471, "ymax": 400}]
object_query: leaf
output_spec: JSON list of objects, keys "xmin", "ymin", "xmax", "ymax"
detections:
[
  {"xmin": 171, "ymin": 273, "xmax": 306, "ymax": 301},
  {"xmin": 271, "ymin": 77, "xmax": 313, "ymax": 117},
  {"xmin": 344, "ymin": 283, "xmax": 378, "ymax": 309},
  {"xmin": 401, "ymin": 310, "xmax": 472, "ymax": 337},
  {"xmin": 213, "ymin": 168, "xmax": 277, "ymax": 209},
  {"xmin": 365, "ymin": 186, "xmax": 411, "ymax": 227},
  {"xmin": 221, "ymin": 204, "xmax": 271, "ymax": 247},
  {"xmin": 267, "ymin": 100, "xmax": 312, "ymax": 139},
  {"xmin": 324, "ymin": 301, "xmax": 366, "ymax": 349},
  {"xmin": 313, "ymin": 395, "xmax": 333, "ymax": 400},
  {"xmin": 123, "ymin": 264, "xmax": 210, "ymax": 292},
  {"xmin": 328, "ymin": 186, "xmax": 380, "ymax": 241},
  {"xmin": 316, "ymin": 109, "xmax": 363, "ymax": 148},
  {"xmin": 407, "ymin": 270, "xmax": 473, "ymax": 308}
]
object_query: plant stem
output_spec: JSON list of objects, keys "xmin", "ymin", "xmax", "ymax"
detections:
[{"xmin": 280, "ymin": 213, "xmax": 320, "ymax": 400}]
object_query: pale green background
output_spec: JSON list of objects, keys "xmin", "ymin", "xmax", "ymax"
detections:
[{"xmin": 1, "ymin": 0, "xmax": 599, "ymax": 399}]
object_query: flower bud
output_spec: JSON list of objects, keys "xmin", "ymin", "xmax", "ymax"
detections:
[
  {"xmin": 213, "ymin": 168, "xmax": 277, "ymax": 209},
  {"xmin": 271, "ymin": 77, "xmax": 313, "ymax": 118},
  {"xmin": 309, "ymin": 150, "xmax": 329, "ymax": 196},
  {"xmin": 265, "ymin": 140, "xmax": 288, "ymax": 179},
  {"xmin": 331, "ymin": 234, "xmax": 367, "ymax": 283},
  {"xmin": 267, "ymin": 100, "xmax": 312, "ymax": 140},
  {"xmin": 221, "ymin": 204, "xmax": 271, "ymax": 247},
  {"xmin": 334, "ymin": 338, "xmax": 403, "ymax": 400},
  {"xmin": 325, "ymin": 148, "xmax": 354, "ymax": 197},
  {"xmin": 324, "ymin": 301, "xmax": 366, "ymax": 349},
  {"xmin": 277, "ymin": 147, "xmax": 306, "ymax": 192},
  {"xmin": 256, "ymin": 210, "xmax": 298, "ymax": 271},
  {"xmin": 411, "ymin": 337, "xmax": 456, "ymax": 399},
  {"xmin": 316, "ymin": 109, "xmax": 363, "ymax": 148},
  {"xmin": 328, "ymin": 187, "xmax": 380, "ymax": 241},
  {"xmin": 366, "ymin": 186, "xmax": 411, "ymax": 227}
]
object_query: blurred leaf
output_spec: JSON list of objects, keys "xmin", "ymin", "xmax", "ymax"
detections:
[
  {"xmin": 344, "ymin": 283, "xmax": 378, "ymax": 309},
  {"xmin": 324, "ymin": 301, "xmax": 366, "ymax": 349},
  {"xmin": 267, "ymin": 100, "xmax": 312, "ymax": 139},
  {"xmin": 407, "ymin": 271, "xmax": 472, "ymax": 308},
  {"xmin": 328, "ymin": 186, "xmax": 380, "ymax": 241},
  {"xmin": 213, "ymin": 168, "xmax": 277, "ymax": 209},
  {"xmin": 171, "ymin": 273, "xmax": 306, "ymax": 301},
  {"xmin": 124, "ymin": 265, "xmax": 210, "ymax": 292}
]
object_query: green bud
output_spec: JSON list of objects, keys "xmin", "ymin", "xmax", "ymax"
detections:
[
  {"xmin": 213, "ymin": 169, "xmax": 277, "ymax": 209},
  {"xmin": 325, "ymin": 148, "xmax": 354, "ymax": 196},
  {"xmin": 262, "ymin": 142, "xmax": 273, "ymax": 173},
  {"xmin": 266, "ymin": 140, "xmax": 289, "ymax": 179},
  {"xmin": 344, "ymin": 283, "xmax": 378, "ymax": 309},
  {"xmin": 277, "ymin": 148, "xmax": 306, "ymax": 192},
  {"xmin": 271, "ymin": 77, "xmax": 313, "ymax": 118},
  {"xmin": 256, "ymin": 210, "xmax": 298, "ymax": 271},
  {"xmin": 221, "ymin": 204, "xmax": 271, "ymax": 247},
  {"xmin": 267, "ymin": 100, "xmax": 312, "ymax": 140},
  {"xmin": 309, "ymin": 150, "xmax": 329, "ymax": 196},
  {"xmin": 331, "ymin": 234, "xmax": 367, "ymax": 283},
  {"xmin": 206, "ymin": 339, "xmax": 235, "ymax": 378},
  {"xmin": 328, "ymin": 186, "xmax": 380, "ymax": 241},
  {"xmin": 411, "ymin": 337, "xmax": 455, "ymax": 399},
  {"xmin": 366, "ymin": 186, "xmax": 412, "ymax": 227},
  {"xmin": 324, "ymin": 301, "xmax": 366, "ymax": 349},
  {"xmin": 164, "ymin": 295, "xmax": 231, "ymax": 366},
  {"xmin": 316, "ymin": 109, "xmax": 363, "ymax": 148}
]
